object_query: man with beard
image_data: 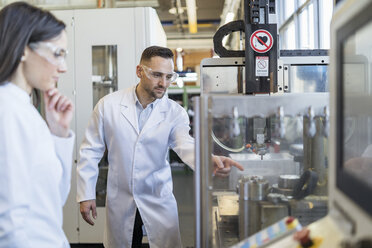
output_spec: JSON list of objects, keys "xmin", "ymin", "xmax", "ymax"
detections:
[{"xmin": 77, "ymin": 46, "xmax": 243, "ymax": 248}]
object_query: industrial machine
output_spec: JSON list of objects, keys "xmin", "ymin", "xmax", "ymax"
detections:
[
  {"xmin": 194, "ymin": 93, "xmax": 329, "ymax": 247},
  {"xmin": 194, "ymin": 0, "xmax": 372, "ymax": 247}
]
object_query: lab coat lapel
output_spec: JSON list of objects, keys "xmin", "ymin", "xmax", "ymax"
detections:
[
  {"xmin": 141, "ymin": 97, "xmax": 168, "ymax": 134},
  {"xmin": 120, "ymin": 87, "xmax": 139, "ymax": 135}
]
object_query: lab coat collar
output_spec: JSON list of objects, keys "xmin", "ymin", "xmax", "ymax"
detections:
[
  {"xmin": 140, "ymin": 95, "xmax": 168, "ymax": 134},
  {"xmin": 3, "ymin": 82, "xmax": 32, "ymax": 104},
  {"xmin": 120, "ymin": 85, "xmax": 168, "ymax": 135},
  {"xmin": 120, "ymin": 86, "xmax": 139, "ymax": 134}
]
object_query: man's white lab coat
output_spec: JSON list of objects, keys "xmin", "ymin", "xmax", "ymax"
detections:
[{"xmin": 77, "ymin": 86, "xmax": 195, "ymax": 248}]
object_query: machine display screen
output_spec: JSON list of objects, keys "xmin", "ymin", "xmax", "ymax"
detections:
[
  {"xmin": 342, "ymin": 20, "xmax": 372, "ymax": 184},
  {"xmin": 337, "ymin": 5, "xmax": 372, "ymax": 215}
]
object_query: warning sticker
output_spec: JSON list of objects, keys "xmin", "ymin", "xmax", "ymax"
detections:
[
  {"xmin": 256, "ymin": 56, "xmax": 269, "ymax": 77},
  {"xmin": 250, "ymin": 29, "xmax": 274, "ymax": 53}
]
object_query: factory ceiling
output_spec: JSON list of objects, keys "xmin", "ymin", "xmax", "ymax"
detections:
[
  {"xmin": 155, "ymin": 0, "xmax": 224, "ymax": 39},
  {"xmin": 116, "ymin": 0, "xmax": 234, "ymax": 49},
  {"xmin": 0, "ymin": 0, "xmax": 239, "ymax": 49}
]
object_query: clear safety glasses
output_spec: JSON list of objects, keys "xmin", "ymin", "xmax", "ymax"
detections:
[
  {"xmin": 28, "ymin": 42, "xmax": 68, "ymax": 67},
  {"xmin": 141, "ymin": 64, "xmax": 178, "ymax": 83}
]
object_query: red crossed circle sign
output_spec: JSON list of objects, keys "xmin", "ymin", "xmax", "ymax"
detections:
[{"xmin": 250, "ymin": 29, "xmax": 273, "ymax": 53}]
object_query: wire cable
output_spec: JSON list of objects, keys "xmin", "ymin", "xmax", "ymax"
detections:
[{"xmin": 211, "ymin": 131, "xmax": 245, "ymax": 153}]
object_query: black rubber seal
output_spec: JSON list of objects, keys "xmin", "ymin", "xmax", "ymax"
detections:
[{"xmin": 292, "ymin": 170, "xmax": 319, "ymax": 200}]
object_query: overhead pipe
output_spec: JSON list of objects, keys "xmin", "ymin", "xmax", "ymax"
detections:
[
  {"xmin": 185, "ymin": 0, "xmax": 197, "ymax": 33},
  {"xmin": 172, "ymin": 0, "xmax": 185, "ymax": 34}
]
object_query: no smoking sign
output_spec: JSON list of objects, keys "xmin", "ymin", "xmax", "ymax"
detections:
[{"xmin": 250, "ymin": 29, "xmax": 273, "ymax": 53}]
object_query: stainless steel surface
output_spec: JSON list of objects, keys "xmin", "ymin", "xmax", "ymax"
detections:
[
  {"xmin": 303, "ymin": 117, "xmax": 328, "ymax": 196},
  {"xmin": 238, "ymin": 176, "xmax": 269, "ymax": 201},
  {"xmin": 267, "ymin": 193, "xmax": 288, "ymax": 204},
  {"xmin": 278, "ymin": 175, "xmax": 300, "ymax": 189},
  {"xmin": 195, "ymin": 93, "xmax": 330, "ymax": 247},
  {"xmin": 200, "ymin": 58, "xmax": 245, "ymax": 94},
  {"xmin": 272, "ymin": 184, "xmax": 295, "ymax": 196},
  {"xmin": 289, "ymin": 144, "xmax": 303, "ymax": 157},
  {"xmin": 229, "ymin": 152, "xmax": 300, "ymax": 189},
  {"xmin": 209, "ymin": 93, "xmax": 329, "ymax": 118},
  {"xmin": 195, "ymin": 96, "xmax": 215, "ymax": 248},
  {"xmin": 238, "ymin": 176, "xmax": 269, "ymax": 240},
  {"xmin": 277, "ymin": 55, "xmax": 329, "ymax": 93},
  {"xmin": 194, "ymin": 97, "xmax": 201, "ymax": 248}
]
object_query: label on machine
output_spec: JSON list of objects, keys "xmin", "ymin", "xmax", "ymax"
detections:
[
  {"xmin": 250, "ymin": 29, "xmax": 274, "ymax": 53},
  {"xmin": 255, "ymin": 56, "xmax": 269, "ymax": 77}
]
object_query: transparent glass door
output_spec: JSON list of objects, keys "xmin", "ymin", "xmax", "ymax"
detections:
[{"xmin": 92, "ymin": 45, "xmax": 118, "ymax": 207}]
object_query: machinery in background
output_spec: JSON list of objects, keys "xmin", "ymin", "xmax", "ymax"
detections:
[
  {"xmin": 53, "ymin": 7, "xmax": 166, "ymax": 244},
  {"xmin": 277, "ymin": 49, "xmax": 329, "ymax": 93},
  {"xmin": 195, "ymin": 0, "xmax": 372, "ymax": 247},
  {"xmin": 200, "ymin": 50, "xmax": 329, "ymax": 95},
  {"xmin": 213, "ymin": 0, "xmax": 277, "ymax": 94},
  {"xmin": 194, "ymin": 93, "xmax": 329, "ymax": 247},
  {"xmin": 200, "ymin": 50, "xmax": 330, "ymax": 162}
]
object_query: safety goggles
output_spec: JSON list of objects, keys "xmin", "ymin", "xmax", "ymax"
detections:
[
  {"xmin": 28, "ymin": 42, "xmax": 68, "ymax": 67},
  {"xmin": 141, "ymin": 64, "xmax": 178, "ymax": 83}
]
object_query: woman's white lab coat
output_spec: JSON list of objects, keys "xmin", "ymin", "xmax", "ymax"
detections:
[
  {"xmin": 77, "ymin": 86, "xmax": 195, "ymax": 248},
  {"xmin": 0, "ymin": 82, "xmax": 75, "ymax": 247}
]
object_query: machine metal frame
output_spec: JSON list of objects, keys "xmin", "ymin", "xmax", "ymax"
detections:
[{"xmin": 194, "ymin": 93, "xmax": 329, "ymax": 248}]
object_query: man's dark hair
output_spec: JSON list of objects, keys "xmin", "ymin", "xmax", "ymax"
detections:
[
  {"xmin": 0, "ymin": 2, "xmax": 66, "ymax": 84},
  {"xmin": 140, "ymin": 46, "xmax": 174, "ymax": 63}
]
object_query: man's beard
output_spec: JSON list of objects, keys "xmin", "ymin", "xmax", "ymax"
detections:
[{"xmin": 148, "ymin": 86, "xmax": 166, "ymax": 99}]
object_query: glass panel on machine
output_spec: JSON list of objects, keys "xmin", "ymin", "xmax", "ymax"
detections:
[
  {"xmin": 92, "ymin": 45, "xmax": 118, "ymax": 107},
  {"xmin": 342, "ymin": 20, "xmax": 372, "ymax": 188},
  {"xmin": 289, "ymin": 65, "xmax": 328, "ymax": 92},
  {"xmin": 206, "ymin": 95, "xmax": 329, "ymax": 246},
  {"xmin": 92, "ymin": 45, "xmax": 118, "ymax": 207}
]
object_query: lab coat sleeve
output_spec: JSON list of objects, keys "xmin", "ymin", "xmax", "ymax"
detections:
[
  {"xmin": 169, "ymin": 107, "xmax": 195, "ymax": 170},
  {"xmin": 52, "ymin": 131, "xmax": 75, "ymax": 205},
  {"xmin": 0, "ymin": 112, "xmax": 31, "ymax": 246},
  {"xmin": 77, "ymin": 100, "xmax": 106, "ymax": 202}
]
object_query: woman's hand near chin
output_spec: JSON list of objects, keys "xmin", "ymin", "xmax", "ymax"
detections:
[{"xmin": 44, "ymin": 88, "xmax": 74, "ymax": 137}]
